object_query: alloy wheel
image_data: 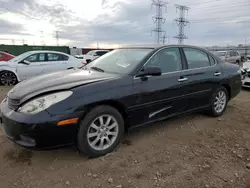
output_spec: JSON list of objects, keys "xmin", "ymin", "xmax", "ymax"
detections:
[
  {"xmin": 0, "ymin": 72, "xmax": 17, "ymax": 85},
  {"xmin": 87, "ymin": 115, "xmax": 119, "ymax": 151},
  {"xmin": 214, "ymin": 91, "xmax": 226, "ymax": 113}
]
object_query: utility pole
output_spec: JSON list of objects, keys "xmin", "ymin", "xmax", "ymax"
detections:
[
  {"xmin": 173, "ymin": 4, "xmax": 190, "ymax": 45},
  {"xmin": 245, "ymin": 38, "xmax": 249, "ymax": 56},
  {"xmin": 55, "ymin": 31, "xmax": 59, "ymax": 46},
  {"xmin": 40, "ymin": 31, "xmax": 45, "ymax": 46},
  {"xmin": 151, "ymin": 0, "xmax": 168, "ymax": 44},
  {"xmin": 161, "ymin": 34, "xmax": 170, "ymax": 44}
]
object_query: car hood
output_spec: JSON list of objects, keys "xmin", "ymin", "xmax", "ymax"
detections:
[
  {"xmin": 7, "ymin": 69, "xmax": 118, "ymax": 102},
  {"xmin": 0, "ymin": 61, "xmax": 10, "ymax": 65}
]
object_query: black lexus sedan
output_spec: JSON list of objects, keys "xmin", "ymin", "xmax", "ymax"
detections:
[{"xmin": 0, "ymin": 45, "xmax": 242, "ymax": 157}]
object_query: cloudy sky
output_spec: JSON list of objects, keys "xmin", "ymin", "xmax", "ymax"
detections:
[{"xmin": 0, "ymin": 0, "xmax": 249, "ymax": 48}]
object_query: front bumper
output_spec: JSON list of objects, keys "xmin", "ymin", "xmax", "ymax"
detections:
[
  {"xmin": 242, "ymin": 74, "xmax": 250, "ymax": 88},
  {"xmin": 0, "ymin": 99, "xmax": 83, "ymax": 149}
]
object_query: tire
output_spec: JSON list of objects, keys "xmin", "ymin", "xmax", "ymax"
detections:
[
  {"xmin": 206, "ymin": 86, "xmax": 229, "ymax": 117},
  {"xmin": 236, "ymin": 60, "xmax": 240, "ymax": 65},
  {"xmin": 77, "ymin": 105, "xmax": 124, "ymax": 158},
  {"xmin": 0, "ymin": 71, "xmax": 18, "ymax": 86}
]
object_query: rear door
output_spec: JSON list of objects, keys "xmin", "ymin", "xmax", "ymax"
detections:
[
  {"xmin": 227, "ymin": 51, "xmax": 236, "ymax": 63},
  {"xmin": 41, "ymin": 53, "xmax": 69, "ymax": 74},
  {"xmin": 129, "ymin": 47, "xmax": 187, "ymax": 126},
  {"xmin": 179, "ymin": 47, "xmax": 222, "ymax": 110}
]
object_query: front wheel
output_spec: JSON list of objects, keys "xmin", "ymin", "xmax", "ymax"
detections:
[
  {"xmin": 206, "ymin": 87, "xmax": 229, "ymax": 117},
  {"xmin": 77, "ymin": 105, "xmax": 124, "ymax": 158},
  {"xmin": 0, "ymin": 71, "xmax": 18, "ymax": 85}
]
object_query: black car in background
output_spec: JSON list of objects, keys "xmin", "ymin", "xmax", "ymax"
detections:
[{"xmin": 0, "ymin": 45, "xmax": 242, "ymax": 157}]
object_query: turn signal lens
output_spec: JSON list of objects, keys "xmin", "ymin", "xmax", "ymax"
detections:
[{"xmin": 57, "ymin": 118, "xmax": 79, "ymax": 126}]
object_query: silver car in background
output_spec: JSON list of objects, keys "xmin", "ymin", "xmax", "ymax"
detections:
[{"xmin": 214, "ymin": 51, "xmax": 241, "ymax": 65}]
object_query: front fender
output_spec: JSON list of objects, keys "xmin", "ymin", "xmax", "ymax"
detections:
[{"xmin": 0, "ymin": 65, "xmax": 21, "ymax": 82}]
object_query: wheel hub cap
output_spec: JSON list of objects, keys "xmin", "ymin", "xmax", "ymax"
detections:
[
  {"xmin": 87, "ymin": 115, "xmax": 119, "ymax": 151},
  {"xmin": 214, "ymin": 91, "xmax": 226, "ymax": 113}
]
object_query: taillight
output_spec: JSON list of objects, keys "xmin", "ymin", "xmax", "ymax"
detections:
[{"xmin": 82, "ymin": 62, "xmax": 86, "ymax": 65}]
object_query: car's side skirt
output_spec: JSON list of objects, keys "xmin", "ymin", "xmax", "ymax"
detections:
[{"xmin": 129, "ymin": 105, "xmax": 210, "ymax": 130}]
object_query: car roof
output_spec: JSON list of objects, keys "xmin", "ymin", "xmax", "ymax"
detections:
[
  {"xmin": 90, "ymin": 50, "xmax": 110, "ymax": 52},
  {"xmin": 24, "ymin": 50, "xmax": 69, "ymax": 55},
  {"xmin": 118, "ymin": 44, "xmax": 212, "ymax": 51}
]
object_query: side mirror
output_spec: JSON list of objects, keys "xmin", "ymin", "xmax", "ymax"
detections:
[
  {"xmin": 19, "ymin": 60, "xmax": 30, "ymax": 65},
  {"xmin": 137, "ymin": 66, "xmax": 162, "ymax": 77}
]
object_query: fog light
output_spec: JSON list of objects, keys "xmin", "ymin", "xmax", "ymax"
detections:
[{"xmin": 20, "ymin": 135, "xmax": 36, "ymax": 146}]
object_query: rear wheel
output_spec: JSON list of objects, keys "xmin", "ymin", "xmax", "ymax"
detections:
[
  {"xmin": 206, "ymin": 87, "xmax": 228, "ymax": 117},
  {"xmin": 77, "ymin": 105, "xmax": 124, "ymax": 158},
  {"xmin": 0, "ymin": 71, "xmax": 18, "ymax": 85}
]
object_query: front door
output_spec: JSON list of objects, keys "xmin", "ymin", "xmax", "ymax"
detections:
[
  {"xmin": 17, "ymin": 53, "xmax": 46, "ymax": 80},
  {"xmin": 128, "ymin": 47, "xmax": 187, "ymax": 126}
]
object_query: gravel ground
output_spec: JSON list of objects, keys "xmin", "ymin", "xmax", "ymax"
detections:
[{"xmin": 0, "ymin": 86, "xmax": 249, "ymax": 188}]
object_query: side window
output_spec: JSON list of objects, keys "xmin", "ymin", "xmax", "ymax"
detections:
[
  {"xmin": 145, "ymin": 47, "xmax": 182, "ymax": 73},
  {"xmin": 229, "ymin": 51, "xmax": 236, "ymax": 56},
  {"xmin": 208, "ymin": 55, "xmax": 216, "ymax": 65},
  {"xmin": 38, "ymin": 53, "xmax": 46, "ymax": 61},
  {"xmin": 47, "ymin": 53, "xmax": 60, "ymax": 61},
  {"xmin": 61, "ymin": 55, "xmax": 69, "ymax": 61},
  {"xmin": 183, "ymin": 48, "xmax": 210, "ymax": 69},
  {"xmin": 96, "ymin": 51, "xmax": 108, "ymax": 56},
  {"xmin": 25, "ymin": 54, "xmax": 38, "ymax": 62}
]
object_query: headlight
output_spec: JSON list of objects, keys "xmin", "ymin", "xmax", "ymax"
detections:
[{"xmin": 18, "ymin": 91, "xmax": 73, "ymax": 114}]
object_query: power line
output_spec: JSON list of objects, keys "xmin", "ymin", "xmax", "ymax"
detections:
[
  {"xmin": 190, "ymin": 1, "xmax": 250, "ymax": 11},
  {"xmin": 187, "ymin": 0, "xmax": 223, "ymax": 7},
  {"xmin": 151, "ymin": 0, "xmax": 168, "ymax": 44},
  {"xmin": 192, "ymin": 20, "xmax": 250, "ymax": 24},
  {"xmin": 173, "ymin": 4, "xmax": 190, "ymax": 45},
  {"xmin": 190, "ymin": 15, "xmax": 250, "ymax": 22},
  {"xmin": 190, "ymin": 7, "xmax": 249, "ymax": 15},
  {"xmin": 187, "ymin": 0, "xmax": 249, "ymax": 7}
]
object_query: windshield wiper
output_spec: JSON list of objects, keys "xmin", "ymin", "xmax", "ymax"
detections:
[{"xmin": 90, "ymin": 66, "xmax": 105, "ymax": 72}]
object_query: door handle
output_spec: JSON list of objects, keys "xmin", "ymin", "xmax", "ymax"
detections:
[
  {"xmin": 178, "ymin": 77, "xmax": 188, "ymax": 82},
  {"xmin": 214, "ymin": 72, "xmax": 221, "ymax": 76}
]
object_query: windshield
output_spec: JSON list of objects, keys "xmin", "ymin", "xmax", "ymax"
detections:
[
  {"xmin": 215, "ymin": 52, "xmax": 226, "ymax": 57},
  {"xmin": 85, "ymin": 49, "xmax": 152, "ymax": 74},
  {"xmin": 8, "ymin": 51, "xmax": 33, "ymax": 63},
  {"xmin": 86, "ymin": 51, "xmax": 94, "ymax": 55}
]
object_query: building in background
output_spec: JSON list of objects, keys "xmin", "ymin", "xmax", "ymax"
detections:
[{"xmin": 0, "ymin": 44, "xmax": 70, "ymax": 56}]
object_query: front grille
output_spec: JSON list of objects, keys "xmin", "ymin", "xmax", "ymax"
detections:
[
  {"xmin": 7, "ymin": 97, "xmax": 20, "ymax": 110},
  {"xmin": 244, "ymin": 82, "xmax": 250, "ymax": 86}
]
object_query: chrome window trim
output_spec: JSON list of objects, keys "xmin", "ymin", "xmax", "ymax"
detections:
[{"xmin": 134, "ymin": 46, "xmax": 217, "ymax": 80}]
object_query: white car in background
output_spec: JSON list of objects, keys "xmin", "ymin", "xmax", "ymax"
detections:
[
  {"xmin": 84, "ymin": 50, "xmax": 110, "ymax": 64},
  {"xmin": 242, "ymin": 60, "xmax": 250, "ymax": 88},
  {"xmin": 0, "ymin": 50, "xmax": 85, "ymax": 85}
]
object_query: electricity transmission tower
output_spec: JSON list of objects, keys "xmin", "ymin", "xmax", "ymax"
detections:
[
  {"xmin": 151, "ymin": 0, "xmax": 168, "ymax": 44},
  {"xmin": 173, "ymin": 4, "xmax": 190, "ymax": 44}
]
